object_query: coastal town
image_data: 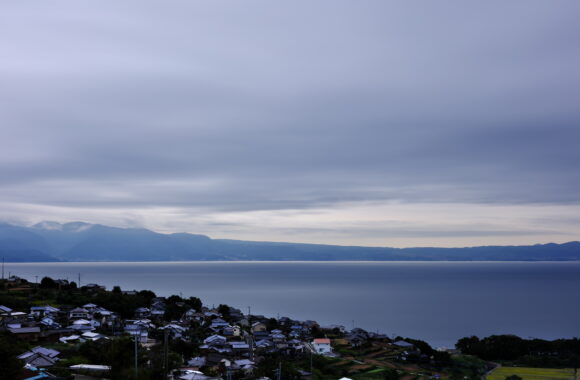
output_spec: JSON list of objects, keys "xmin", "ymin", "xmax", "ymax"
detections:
[
  {"xmin": 3, "ymin": 274, "xmax": 580, "ymax": 380},
  {"xmin": 0, "ymin": 275, "xmax": 469, "ymax": 380}
]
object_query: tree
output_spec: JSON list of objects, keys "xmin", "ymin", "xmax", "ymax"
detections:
[
  {"xmin": 383, "ymin": 368, "xmax": 399, "ymax": 380},
  {"xmin": 505, "ymin": 375, "xmax": 522, "ymax": 380},
  {"xmin": 311, "ymin": 325, "xmax": 325, "ymax": 339},
  {"xmin": 138, "ymin": 289, "xmax": 156, "ymax": 302},
  {"xmin": 0, "ymin": 333, "xmax": 24, "ymax": 379},
  {"xmin": 187, "ymin": 296, "xmax": 202, "ymax": 311},
  {"xmin": 218, "ymin": 304, "xmax": 231, "ymax": 320},
  {"xmin": 40, "ymin": 276, "xmax": 57, "ymax": 289}
]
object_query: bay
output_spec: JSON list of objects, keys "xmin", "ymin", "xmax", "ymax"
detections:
[{"xmin": 5, "ymin": 261, "xmax": 580, "ymax": 348}]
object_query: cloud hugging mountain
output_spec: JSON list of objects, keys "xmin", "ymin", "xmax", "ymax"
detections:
[{"xmin": 0, "ymin": 222, "xmax": 579, "ymax": 262}]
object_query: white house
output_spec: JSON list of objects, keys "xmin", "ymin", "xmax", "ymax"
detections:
[{"xmin": 312, "ymin": 338, "xmax": 332, "ymax": 354}]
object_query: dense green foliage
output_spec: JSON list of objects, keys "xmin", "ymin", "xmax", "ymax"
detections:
[
  {"xmin": 456, "ymin": 335, "xmax": 580, "ymax": 368},
  {"xmin": 0, "ymin": 332, "xmax": 28, "ymax": 379}
]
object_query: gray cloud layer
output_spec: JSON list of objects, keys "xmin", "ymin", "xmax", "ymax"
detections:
[{"xmin": 1, "ymin": 1, "xmax": 579, "ymax": 245}]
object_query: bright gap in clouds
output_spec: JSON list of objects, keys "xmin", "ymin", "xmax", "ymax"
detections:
[{"xmin": 2, "ymin": 201, "xmax": 579, "ymax": 248}]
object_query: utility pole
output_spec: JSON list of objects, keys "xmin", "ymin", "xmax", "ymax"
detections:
[
  {"xmin": 35, "ymin": 276, "xmax": 38, "ymax": 287},
  {"xmin": 164, "ymin": 329, "xmax": 169, "ymax": 378},
  {"xmin": 134, "ymin": 333, "xmax": 138, "ymax": 378},
  {"xmin": 249, "ymin": 334, "xmax": 254, "ymax": 361},
  {"xmin": 2, "ymin": 257, "xmax": 4, "ymax": 280},
  {"xmin": 310, "ymin": 349, "xmax": 313, "ymax": 380},
  {"xmin": 78, "ymin": 273, "xmax": 81, "ymax": 288},
  {"xmin": 275, "ymin": 360, "xmax": 282, "ymax": 380}
]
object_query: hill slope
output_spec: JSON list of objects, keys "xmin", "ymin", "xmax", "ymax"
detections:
[{"xmin": 0, "ymin": 221, "xmax": 579, "ymax": 262}]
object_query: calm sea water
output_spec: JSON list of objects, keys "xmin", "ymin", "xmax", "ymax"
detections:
[{"xmin": 5, "ymin": 261, "xmax": 580, "ymax": 348}]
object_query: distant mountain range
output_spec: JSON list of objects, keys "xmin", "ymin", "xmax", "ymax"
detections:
[{"xmin": 0, "ymin": 221, "xmax": 579, "ymax": 262}]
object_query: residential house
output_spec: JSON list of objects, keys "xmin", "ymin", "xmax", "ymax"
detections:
[
  {"xmin": 0, "ymin": 304, "xmax": 13, "ymax": 315},
  {"xmin": 4, "ymin": 311, "xmax": 28, "ymax": 324},
  {"xmin": 31, "ymin": 305, "xmax": 60, "ymax": 318},
  {"xmin": 7, "ymin": 275, "xmax": 24, "ymax": 285},
  {"xmin": 203, "ymin": 334, "xmax": 227, "ymax": 347},
  {"xmin": 178, "ymin": 369, "xmax": 219, "ymax": 380},
  {"xmin": 135, "ymin": 307, "xmax": 150, "ymax": 319},
  {"xmin": 82, "ymin": 303, "xmax": 99, "ymax": 314},
  {"xmin": 251, "ymin": 321, "xmax": 267, "ymax": 333},
  {"xmin": 312, "ymin": 338, "xmax": 332, "ymax": 354},
  {"xmin": 59, "ymin": 335, "xmax": 81, "ymax": 344},
  {"xmin": 8, "ymin": 326, "xmax": 41, "ymax": 341},
  {"xmin": 68, "ymin": 307, "xmax": 89, "ymax": 320},
  {"xmin": 82, "ymin": 283, "xmax": 106, "ymax": 292},
  {"xmin": 81, "ymin": 331, "xmax": 107, "ymax": 342},
  {"xmin": 67, "ymin": 319, "xmax": 95, "ymax": 332},
  {"xmin": 393, "ymin": 340, "xmax": 414, "ymax": 349},
  {"xmin": 39, "ymin": 317, "xmax": 61, "ymax": 329},
  {"xmin": 253, "ymin": 330, "xmax": 269, "ymax": 340},
  {"xmin": 161, "ymin": 323, "xmax": 186, "ymax": 339},
  {"xmin": 125, "ymin": 320, "xmax": 151, "ymax": 343},
  {"xmin": 54, "ymin": 279, "xmax": 69, "ymax": 287},
  {"xmin": 187, "ymin": 356, "xmax": 207, "ymax": 368},
  {"xmin": 209, "ymin": 318, "xmax": 229, "ymax": 329},
  {"xmin": 230, "ymin": 341, "xmax": 250, "ymax": 355},
  {"xmin": 18, "ymin": 346, "xmax": 60, "ymax": 367}
]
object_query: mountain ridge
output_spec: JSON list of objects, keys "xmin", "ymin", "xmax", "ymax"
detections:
[{"xmin": 1, "ymin": 221, "xmax": 579, "ymax": 262}]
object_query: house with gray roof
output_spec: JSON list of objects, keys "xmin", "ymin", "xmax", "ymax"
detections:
[
  {"xmin": 68, "ymin": 307, "xmax": 89, "ymax": 320},
  {"xmin": 8, "ymin": 326, "xmax": 41, "ymax": 341},
  {"xmin": 18, "ymin": 346, "xmax": 60, "ymax": 367}
]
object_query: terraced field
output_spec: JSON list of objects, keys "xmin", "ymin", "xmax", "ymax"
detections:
[{"xmin": 487, "ymin": 366, "xmax": 577, "ymax": 380}]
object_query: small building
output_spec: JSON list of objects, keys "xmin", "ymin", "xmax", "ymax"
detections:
[
  {"xmin": 187, "ymin": 356, "xmax": 207, "ymax": 368},
  {"xmin": 18, "ymin": 346, "xmax": 60, "ymax": 367},
  {"xmin": 393, "ymin": 340, "xmax": 415, "ymax": 349},
  {"xmin": 135, "ymin": 307, "xmax": 150, "ymax": 318},
  {"xmin": 5, "ymin": 311, "xmax": 28, "ymax": 323},
  {"xmin": 82, "ymin": 303, "xmax": 99, "ymax": 313},
  {"xmin": 312, "ymin": 338, "xmax": 332, "ymax": 354},
  {"xmin": 31, "ymin": 305, "xmax": 60, "ymax": 318},
  {"xmin": 82, "ymin": 331, "xmax": 107, "ymax": 341},
  {"xmin": 59, "ymin": 334, "xmax": 81, "ymax": 344},
  {"xmin": 251, "ymin": 321, "xmax": 267, "ymax": 333},
  {"xmin": 69, "ymin": 308, "xmax": 89, "ymax": 320},
  {"xmin": 82, "ymin": 283, "xmax": 106, "ymax": 292},
  {"xmin": 230, "ymin": 341, "xmax": 250, "ymax": 353},
  {"xmin": 203, "ymin": 334, "xmax": 227, "ymax": 347},
  {"xmin": 9, "ymin": 326, "xmax": 41, "ymax": 341},
  {"xmin": 210, "ymin": 318, "xmax": 229, "ymax": 329}
]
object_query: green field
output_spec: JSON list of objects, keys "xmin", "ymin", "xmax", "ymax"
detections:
[{"xmin": 487, "ymin": 366, "xmax": 577, "ymax": 380}]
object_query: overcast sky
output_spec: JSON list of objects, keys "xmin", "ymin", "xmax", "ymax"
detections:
[{"xmin": 1, "ymin": 1, "xmax": 579, "ymax": 247}]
